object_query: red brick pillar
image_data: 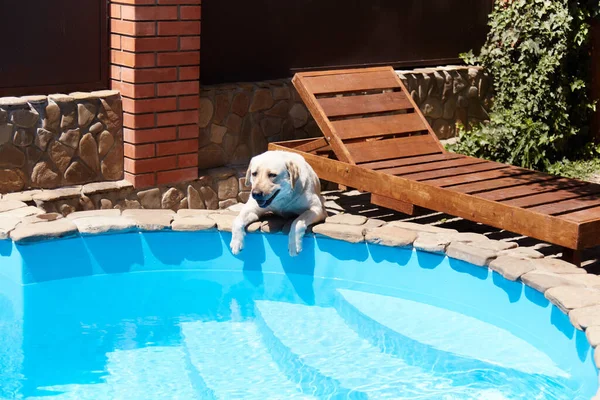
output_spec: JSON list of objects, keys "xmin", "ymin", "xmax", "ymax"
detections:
[{"xmin": 109, "ymin": 0, "xmax": 200, "ymax": 188}]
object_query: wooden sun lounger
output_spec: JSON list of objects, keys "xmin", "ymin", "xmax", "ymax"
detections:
[{"xmin": 268, "ymin": 66, "xmax": 600, "ymax": 266}]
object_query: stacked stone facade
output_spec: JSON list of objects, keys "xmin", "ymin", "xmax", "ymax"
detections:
[
  {"xmin": 0, "ymin": 91, "xmax": 123, "ymax": 194},
  {"xmin": 198, "ymin": 66, "xmax": 493, "ymax": 166},
  {"xmin": 397, "ymin": 66, "xmax": 493, "ymax": 139}
]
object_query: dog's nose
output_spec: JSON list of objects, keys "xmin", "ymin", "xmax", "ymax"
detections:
[{"xmin": 252, "ymin": 191, "xmax": 264, "ymax": 200}]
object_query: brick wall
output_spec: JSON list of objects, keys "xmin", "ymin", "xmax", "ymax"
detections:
[{"xmin": 109, "ymin": 0, "xmax": 201, "ymax": 188}]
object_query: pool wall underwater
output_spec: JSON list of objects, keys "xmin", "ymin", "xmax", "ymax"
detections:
[{"xmin": 0, "ymin": 230, "xmax": 599, "ymax": 398}]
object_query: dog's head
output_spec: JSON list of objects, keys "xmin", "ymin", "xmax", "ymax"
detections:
[{"xmin": 245, "ymin": 152, "xmax": 300, "ymax": 208}]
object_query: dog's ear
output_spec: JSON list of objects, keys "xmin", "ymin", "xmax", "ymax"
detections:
[
  {"xmin": 286, "ymin": 160, "xmax": 300, "ymax": 189},
  {"xmin": 244, "ymin": 161, "xmax": 253, "ymax": 187}
]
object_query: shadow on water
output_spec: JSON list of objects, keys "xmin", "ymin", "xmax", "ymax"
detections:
[{"xmin": 265, "ymin": 233, "xmax": 317, "ymax": 305}]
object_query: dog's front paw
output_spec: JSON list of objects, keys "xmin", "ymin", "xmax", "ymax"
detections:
[
  {"xmin": 230, "ymin": 238, "xmax": 244, "ymax": 255},
  {"xmin": 288, "ymin": 234, "xmax": 302, "ymax": 257}
]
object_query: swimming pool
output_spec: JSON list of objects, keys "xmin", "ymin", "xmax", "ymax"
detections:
[{"xmin": 0, "ymin": 229, "xmax": 598, "ymax": 399}]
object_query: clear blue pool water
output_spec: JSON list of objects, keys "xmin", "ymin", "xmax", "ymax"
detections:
[{"xmin": 0, "ymin": 231, "xmax": 597, "ymax": 399}]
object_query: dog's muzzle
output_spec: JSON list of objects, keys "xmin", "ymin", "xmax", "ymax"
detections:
[{"xmin": 253, "ymin": 190, "xmax": 280, "ymax": 208}]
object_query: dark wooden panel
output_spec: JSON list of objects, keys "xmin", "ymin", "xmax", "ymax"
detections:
[
  {"xmin": 359, "ymin": 153, "xmax": 464, "ymax": 170},
  {"xmin": 303, "ymin": 71, "xmax": 400, "ymax": 95},
  {"xmin": 381, "ymin": 157, "xmax": 487, "ymax": 176},
  {"xmin": 201, "ymin": 0, "xmax": 494, "ymax": 84},
  {"xmin": 333, "ymin": 113, "xmax": 426, "ymax": 140},
  {"xmin": 318, "ymin": 91, "xmax": 413, "ymax": 117},
  {"xmin": 345, "ymin": 135, "xmax": 443, "ymax": 163},
  {"xmin": 502, "ymin": 184, "xmax": 600, "ymax": 208},
  {"xmin": 0, "ymin": 0, "xmax": 108, "ymax": 96}
]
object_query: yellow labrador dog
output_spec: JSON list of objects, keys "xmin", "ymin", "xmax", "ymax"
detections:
[{"xmin": 231, "ymin": 150, "xmax": 327, "ymax": 257}]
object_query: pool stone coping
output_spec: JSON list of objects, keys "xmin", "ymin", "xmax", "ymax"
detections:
[{"xmin": 2, "ymin": 202, "xmax": 600, "ymax": 395}]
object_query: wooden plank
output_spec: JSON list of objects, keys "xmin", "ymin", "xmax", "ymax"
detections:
[
  {"xmin": 449, "ymin": 174, "xmax": 555, "ymax": 194},
  {"xmin": 502, "ymin": 184, "xmax": 600, "ymax": 208},
  {"xmin": 381, "ymin": 157, "xmax": 488, "ymax": 176},
  {"xmin": 345, "ymin": 135, "xmax": 443, "ymax": 163},
  {"xmin": 268, "ymin": 142, "xmax": 581, "ymax": 249},
  {"xmin": 424, "ymin": 166, "xmax": 528, "ymax": 187},
  {"xmin": 402, "ymin": 161, "xmax": 508, "ymax": 181},
  {"xmin": 390, "ymin": 69, "xmax": 447, "ymax": 154},
  {"xmin": 295, "ymin": 66, "xmax": 393, "ymax": 78},
  {"xmin": 301, "ymin": 70, "xmax": 400, "ymax": 95},
  {"xmin": 318, "ymin": 91, "xmax": 413, "ymax": 118},
  {"xmin": 293, "ymin": 137, "xmax": 329, "ymax": 153},
  {"xmin": 475, "ymin": 178, "xmax": 587, "ymax": 201},
  {"xmin": 292, "ymin": 73, "xmax": 355, "ymax": 164},
  {"xmin": 560, "ymin": 205, "xmax": 600, "ymax": 223},
  {"xmin": 359, "ymin": 153, "xmax": 464, "ymax": 170},
  {"xmin": 527, "ymin": 193, "xmax": 600, "ymax": 215},
  {"xmin": 332, "ymin": 113, "xmax": 426, "ymax": 140}
]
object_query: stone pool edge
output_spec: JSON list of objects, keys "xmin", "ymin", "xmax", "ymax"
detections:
[{"xmin": 2, "ymin": 203, "xmax": 600, "ymax": 397}]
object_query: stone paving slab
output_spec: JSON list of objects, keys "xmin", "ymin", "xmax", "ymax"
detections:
[
  {"xmin": 545, "ymin": 286, "xmax": 600, "ymax": 314},
  {"xmin": 0, "ymin": 218, "xmax": 21, "ymax": 240},
  {"xmin": 312, "ymin": 223, "xmax": 365, "ymax": 243},
  {"xmin": 123, "ymin": 209, "xmax": 175, "ymax": 231},
  {"xmin": 446, "ymin": 242, "xmax": 497, "ymax": 267},
  {"xmin": 10, "ymin": 219, "xmax": 78, "ymax": 243},
  {"xmin": 67, "ymin": 209, "xmax": 122, "ymax": 220},
  {"xmin": 0, "ymin": 200, "xmax": 27, "ymax": 213},
  {"xmin": 0, "ymin": 206, "xmax": 44, "ymax": 219},
  {"xmin": 489, "ymin": 256, "xmax": 536, "ymax": 281},
  {"xmin": 364, "ymin": 226, "xmax": 417, "ymax": 247},
  {"xmin": 72, "ymin": 216, "xmax": 136, "ymax": 235},
  {"xmin": 171, "ymin": 216, "xmax": 216, "ymax": 231}
]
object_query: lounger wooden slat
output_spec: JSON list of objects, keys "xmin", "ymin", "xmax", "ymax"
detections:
[
  {"xmin": 502, "ymin": 184, "xmax": 600, "ymax": 208},
  {"xmin": 271, "ymin": 66, "xmax": 600, "ymax": 264},
  {"xmin": 449, "ymin": 174, "xmax": 555, "ymax": 194},
  {"xmin": 561, "ymin": 206, "xmax": 600, "ymax": 223},
  {"xmin": 399, "ymin": 160, "xmax": 505, "ymax": 181},
  {"xmin": 318, "ymin": 91, "xmax": 413, "ymax": 118},
  {"xmin": 303, "ymin": 70, "xmax": 401, "ymax": 95},
  {"xmin": 359, "ymin": 154, "xmax": 465, "ymax": 170},
  {"xmin": 380, "ymin": 157, "xmax": 487, "ymax": 176},
  {"xmin": 332, "ymin": 113, "xmax": 426, "ymax": 140},
  {"xmin": 423, "ymin": 166, "xmax": 526, "ymax": 187},
  {"xmin": 345, "ymin": 135, "xmax": 442, "ymax": 163},
  {"xmin": 475, "ymin": 178, "xmax": 587, "ymax": 201},
  {"xmin": 527, "ymin": 193, "xmax": 600, "ymax": 215}
]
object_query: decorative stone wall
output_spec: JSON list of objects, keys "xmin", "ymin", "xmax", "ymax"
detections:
[
  {"xmin": 0, "ymin": 91, "xmax": 123, "ymax": 194},
  {"xmin": 198, "ymin": 80, "xmax": 321, "ymax": 170},
  {"xmin": 0, "ymin": 166, "xmax": 247, "ymax": 217},
  {"xmin": 397, "ymin": 66, "xmax": 492, "ymax": 139},
  {"xmin": 198, "ymin": 66, "xmax": 494, "ymax": 169}
]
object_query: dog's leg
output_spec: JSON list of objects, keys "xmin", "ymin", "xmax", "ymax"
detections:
[
  {"xmin": 231, "ymin": 207, "xmax": 262, "ymax": 255},
  {"xmin": 289, "ymin": 205, "xmax": 327, "ymax": 257}
]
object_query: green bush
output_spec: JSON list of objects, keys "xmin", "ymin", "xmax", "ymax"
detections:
[{"xmin": 449, "ymin": 0, "xmax": 600, "ymax": 171}]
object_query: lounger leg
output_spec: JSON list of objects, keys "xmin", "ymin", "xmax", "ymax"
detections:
[
  {"xmin": 370, "ymin": 193, "xmax": 426, "ymax": 216},
  {"xmin": 561, "ymin": 248, "xmax": 582, "ymax": 268}
]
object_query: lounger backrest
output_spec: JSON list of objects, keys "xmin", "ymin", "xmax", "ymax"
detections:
[{"xmin": 292, "ymin": 67, "xmax": 446, "ymax": 165}]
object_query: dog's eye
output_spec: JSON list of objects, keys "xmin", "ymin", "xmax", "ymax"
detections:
[
  {"xmin": 251, "ymin": 172, "xmax": 257, "ymax": 177},
  {"xmin": 268, "ymin": 173, "xmax": 277, "ymax": 179}
]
